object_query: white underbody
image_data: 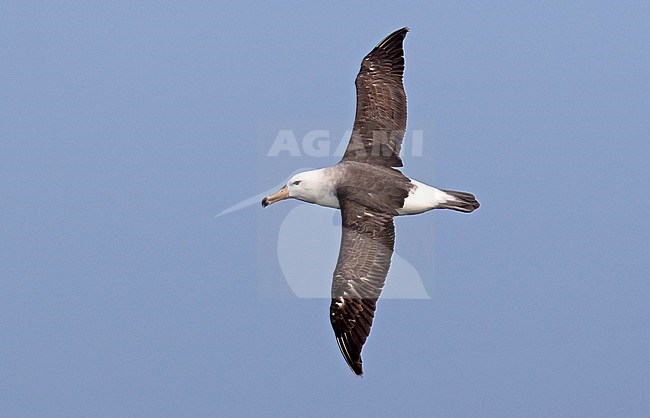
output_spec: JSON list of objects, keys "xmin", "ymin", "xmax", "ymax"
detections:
[
  {"xmin": 291, "ymin": 172, "xmax": 454, "ymax": 216},
  {"xmin": 396, "ymin": 179, "xmax": 454, "ymax": 215}
]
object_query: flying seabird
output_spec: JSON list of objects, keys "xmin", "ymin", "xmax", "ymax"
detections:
[{"xmin": 262, "ymin": 27, "xmax": 479, "ymax": 376}]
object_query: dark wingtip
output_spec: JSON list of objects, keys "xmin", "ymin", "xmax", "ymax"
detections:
[
  {"xmin": 374, "ymin": 27, "xmax": 409, "ymax": 50},
  {"xmin": 336, "ymin": 335, "xmax": 365, "ymax": 376},
  {"xmin": 261, "ymin": 197, "xmax": 268, "ymax": 208},
  {"xmin": 351, "ymin": 364, "xmax": 364, "ymax": 377},
  {"xmin": 346, "ymin": 357, "xmax": 364, "ymax": 377},
  {"xmin": 347, "ymin": 353, "xmax": 364, "ymax": 376}
]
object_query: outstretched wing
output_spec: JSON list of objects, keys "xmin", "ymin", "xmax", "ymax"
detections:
[
  {"xmin": 330, "ymin": 198, "xmax": 395, "ymax": 376},
  {"xmin": 342, "ymin": 27, "xmax": 408, "ymax": 167}
]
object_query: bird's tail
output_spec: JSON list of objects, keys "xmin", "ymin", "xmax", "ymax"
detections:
[{"xmin": 438, "ymin": 190, "xmax": 480, "ymax": 213}]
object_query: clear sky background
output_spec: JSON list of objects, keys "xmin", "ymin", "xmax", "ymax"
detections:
[{"xmin": 2, "ymin": 1, "xmax": 649, "ymax": 416}]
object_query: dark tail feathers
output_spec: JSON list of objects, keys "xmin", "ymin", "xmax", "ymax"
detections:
[{"xmin": 440, "ymin": 190, "xmax": 480, "ymax": 213}]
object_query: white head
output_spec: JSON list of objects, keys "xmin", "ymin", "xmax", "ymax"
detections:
[{"xmin": 262, "ymin": 168, "xmax": 336, "ymax": 208}]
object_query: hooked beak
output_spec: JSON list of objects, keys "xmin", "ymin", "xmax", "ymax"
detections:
[{"xmin": 262, "ymin": 186, "xmax": 289, "ymax": 208}]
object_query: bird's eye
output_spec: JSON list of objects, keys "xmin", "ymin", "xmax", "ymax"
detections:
[{"xmin": 292, "ymin": 180, "xmax": 301, "ymax": 186}]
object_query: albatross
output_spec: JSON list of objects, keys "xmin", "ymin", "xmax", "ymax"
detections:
[{"xmin": 262, "ymin": 27, "xmax": 479, "ymax": 376}]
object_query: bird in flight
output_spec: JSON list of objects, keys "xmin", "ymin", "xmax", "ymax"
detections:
[{"xmin": 262, "ymin": 27, "xmax": 479, "ymax": 376}]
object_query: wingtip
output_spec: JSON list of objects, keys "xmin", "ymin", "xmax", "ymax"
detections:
[
  {"xmin": 336, "ymin": 335, "xmax": 365, "ymax": 376},
  {"xmin": 348, "ymin": 362, "xmax": 364, "ymax": 377},
  {"xmin": 349, "ymin": 359, "xmax": 364, "ymax": 376},
  {"xmin": 393, "ymin": 26, "xmax": 410, "ymax": 34},
  {"xmin": 375, "ymin": 26, "xmax": 409, "ymax": 49}
]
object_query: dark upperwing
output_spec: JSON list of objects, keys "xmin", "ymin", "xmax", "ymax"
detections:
[{"xmin": 341, "ymin": 27, "xmax": 409, "ymax": 168}]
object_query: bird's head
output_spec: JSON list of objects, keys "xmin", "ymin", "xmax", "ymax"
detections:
[{"xmin": 261, "ymin": 170, "xmax": 327, "ymax": 207}]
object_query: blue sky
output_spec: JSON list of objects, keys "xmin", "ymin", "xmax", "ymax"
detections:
[{"xmin": 2, "ymin": 1, "xmax": 649, "ymax": 416}]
